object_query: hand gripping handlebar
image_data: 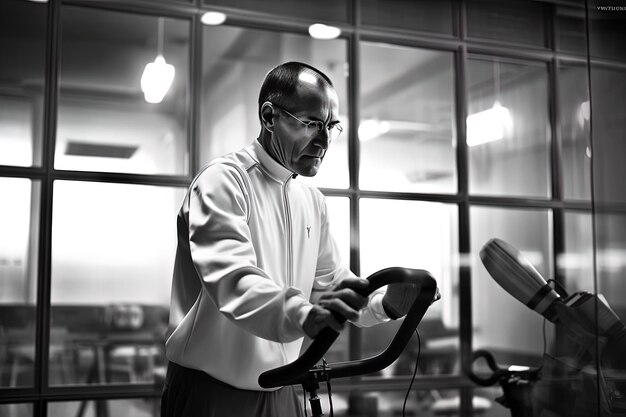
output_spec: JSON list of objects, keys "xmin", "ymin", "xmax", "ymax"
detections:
[{"xmin": 258, "ymin": 267, "xmax": 438, "ymax": 389}]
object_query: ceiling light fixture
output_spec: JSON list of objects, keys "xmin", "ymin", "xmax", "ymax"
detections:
[
  {"xmin": 358, "ymin": 119, "xmax": 390, "ymax": 142},
  {"xmin": 308, "ymin": 23, "xmax": 341, "ymax": 40},
  {"xmin": 201, "ymin": 11, "xmax": 227, "ymax": 25},
  {"xmin": 466, "ymin": 60, "xmax": 513, "ymax": 147},
  {"xmin": 141, "ymin": 17, "xmax": 175, "ymax": 104}
]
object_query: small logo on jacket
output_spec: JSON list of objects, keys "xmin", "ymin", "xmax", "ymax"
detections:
[{"xmin": 306, "ymin": 225, "xmax": 311, "ymax": 238}]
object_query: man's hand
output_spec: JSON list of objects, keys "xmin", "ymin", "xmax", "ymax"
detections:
[
  {"xmin": 302, "ymin": 277, "xmax": 369, "ymax": 338},
  {"xmin": 382, "ymin": 284, "xmax": 441, "ymax": 320}
]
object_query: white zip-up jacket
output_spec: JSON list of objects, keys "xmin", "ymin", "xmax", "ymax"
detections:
[{"xmin": 165, "ymin": 140, "xmax": 388, "ymax": 390}]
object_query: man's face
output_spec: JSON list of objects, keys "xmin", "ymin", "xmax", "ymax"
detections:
[{"xmin": 268, "ymin": 76, "xmax": 340, "ymax": 177}]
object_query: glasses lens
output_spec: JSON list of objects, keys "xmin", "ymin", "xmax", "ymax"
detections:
[{"xmin": 330, "ymin": 124, "xmax": 342, "ymax": 140}]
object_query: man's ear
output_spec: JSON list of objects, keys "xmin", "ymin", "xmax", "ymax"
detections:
[{"xmin": 260, "ymin": 101, "xmax": 275, "ymax": 132}]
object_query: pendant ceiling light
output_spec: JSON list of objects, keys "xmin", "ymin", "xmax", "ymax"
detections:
[{"xmin": 141, "ymin": 18, "xmax": 175, "ymax": 104}]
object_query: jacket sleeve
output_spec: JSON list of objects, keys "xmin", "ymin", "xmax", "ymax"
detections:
[
  {"xmin": 310, "ymin": 196, "xmax": 390, "ymax": 327},
  {"xmin": 187, "ymin": 163, "xmax": 310, "ymax": 343}
]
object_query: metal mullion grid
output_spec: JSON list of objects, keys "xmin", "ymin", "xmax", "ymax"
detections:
[
  {"xmin": 546, "ymin": 3, "xmax": 567, "ymax": 297},
  {"xmin": 5, "ymin": 0, "xmax": 619, "ymax": 415},
  {"xmin": 31, "ymin": 1, "xmax": 62, "ymax": 414},
  {"xmin": 61, "ymin": 0, "xmax": 198, "ymax": 18},
  {"xmin": 4, "ymin": 1, "xmax": 197, "ymax": 414},
  {"xmin": 581, "ymin": 3, "xmax": 603, "ymax": 412},
  {"xmin": 189, "ymin": 10, "xmax": 203, "ymax": 178},
  {"xmin": 347, "ymin": 0, "xmax": 363, "ymax": 394},
  {"xmin": 456, "ymin": 2, "xmax": 473, "ymax": 415}
]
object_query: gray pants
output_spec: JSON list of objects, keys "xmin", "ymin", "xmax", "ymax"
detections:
[{"xmin": 161, "ymin": 362, "xmax": 305, "ymax": 417}]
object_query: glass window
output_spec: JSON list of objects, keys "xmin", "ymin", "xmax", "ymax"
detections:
[
  {"xmin": 594, "ymin": 212, "xmax": 626, "ymax": 313},
  {"xmin": 360, "ymin": 0, "xmax": 454, "ymax": 35},
  {"xmin": 360, "ymin": 199, "xmax": 459, "ymax": 377},
  {"xmin": 0, "ymin": 403, "xmax": 33, "ymax": 417},
  {"xmin": 202, "ymin": 0, "xmax": 349, "ymax": 25},
  {"xmin": 49, "ymin": 398, "xmax": 159, "ymax": 417},
  {"xmin": 321, "ymin": 196, "xmax": 351, "ymax": 363},
  {"xmin": 594, "ymin": 212, "xmax": 626, "ymax": 403},
  {"xmin": 561, "ymin": 211, "xmax": 594, "ymax": 293},
  {"xmin": 555, "ymin": 5, "xmax": 588, "ymax": 56},
  {"xmin": 49, "ymin": 181, "xmax": 184, "ymax": 386},
  {"xmin": 0, "ymin": 0, "xmax": 47, "ymax": 167},
  {"xmin": 589, "ymin": 6, "xmax": 626, "ymax": 62},
  {"xmin": 0, "ymin": 178, "xmax": 40, "ymax": 388},
  {"xmin": 56, "ymin": 7, "xmax": 190, "ymax": 175},
  {"xmin": 359, "ymin": 43, "xmax": 457, "ymax": 194},
  {"xmin": 467, "ymin": 57, "xmax": 551, "ymax": 198},
  {"xmin": 325, "ymin": 196, "xmax": 350, "ymax": 268},
  {"xmin": 200, "ymin": 25, "xmax": 349, "ymax": 189},
  {"xmin": 466, "ymin": 0, "xmax": 548, "ymax": 48},
  {"xmin": 589, "ymin": 66, "xmax": 626, "ymax": 205},
  {"xmin": 559, "ymin": 64, "xmax": 591, "ymax": 201},
  {"xmin": 470, "ymin": 206, "xmax": 553, "ymax": 368}
]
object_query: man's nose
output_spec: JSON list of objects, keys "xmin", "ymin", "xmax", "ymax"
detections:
[{"xmin": 314, "ymin": 126, "xmax": 331, "ymax": 149}]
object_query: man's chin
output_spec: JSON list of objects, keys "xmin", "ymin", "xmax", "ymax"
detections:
[
  {"xmin": 297, "ymin": 166, "xmax": 321, "ymax": 177},
  {"xmin": 294, "ymin": 159, "xmax": 323, "ymax": 177}
]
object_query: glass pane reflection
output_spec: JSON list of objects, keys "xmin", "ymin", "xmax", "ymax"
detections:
[
  {"xmin": 467, "ymin": 58, "xmax": 551, "ymax": 198},
  {"xmin": 50, "ymin": 181, "xmax": 184, "ymax": 386},
  {"xmin": 589, "ymin": 66, "xmax": 626, "ymax": 205},
  {"xmin": 0, "ymin": 178, "xmax": 39, "ymax": 388},
  {"xmin": 595, "ymin": 213, "xmax": 626, "ymax": 415},
  {"xmin": 56, "ymin": 7, "xmax": 190, "ymax": 175},
  {"xmin": 561, "ymin": 211, "xmax": 594, "ymax": 294},
  {"xmin": 559, "ymin": 65, "xmax": 591, "ymax": 201},
  {"xmin": 359, "ymin": 43, "xmax": 457, "ymax": 193},
  {"xmin": 471, "ymin": 206, "xmax": 553, "ymax": 368},
  {"xmin": 360, "ymin": 199, "xmax": 459, "ymax": 377},
  {"xmin": 200, "ymin": 25, "xmax": 349, "ymax": 189}
]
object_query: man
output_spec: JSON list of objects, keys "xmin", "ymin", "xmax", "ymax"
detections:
[{"xmin": 161, "ymin": 62, "xmax": 425, "ymax": 416}]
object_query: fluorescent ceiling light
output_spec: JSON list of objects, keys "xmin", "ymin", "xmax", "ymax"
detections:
[
  {"xmin": 308, "ymin": 23, "xmax": 341, "ymax": 40},
  {"xmin": 466, "ymin": 101, "xmax": 513, "ymax": 147},
  {"xmin": 201, "ymin": 11, "xmax": 227, "ymax": 25},
  {"xmin": 358, "ymin": 119, "xmax": 390, "ymax": 142}
]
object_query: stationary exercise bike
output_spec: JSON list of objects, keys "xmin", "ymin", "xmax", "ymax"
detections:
[
  {"xmin": 259, "ymin": 267, "xmax": 439, "ymax": 417},
  {"xmin": 468, "ymin": 238, "xmax": 626, "ymax": 417}
]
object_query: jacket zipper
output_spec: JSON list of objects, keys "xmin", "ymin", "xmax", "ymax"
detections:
[{"xmin": 282, "ymin": 180, "xmax": 293, "ymax": 287}]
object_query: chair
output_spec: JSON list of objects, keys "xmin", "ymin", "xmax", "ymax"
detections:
[{"xmin": 8, "ymin": 326, "xmax": 75, "ymax": 386}]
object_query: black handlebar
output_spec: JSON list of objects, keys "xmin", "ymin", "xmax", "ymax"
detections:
[
  {"xmin": 258, "ymin": 267, "xmax": 438, "ymax": 388},
  {"xmin": 468, "ymin": 349, "xmax": 510, "ymax": 386}
]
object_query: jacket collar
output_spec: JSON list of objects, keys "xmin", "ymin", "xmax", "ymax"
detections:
[{"xmin": 248, "ymin": 139, "xmax": 294, "ymax": 183}]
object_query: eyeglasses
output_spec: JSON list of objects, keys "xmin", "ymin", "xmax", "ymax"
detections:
[{"xmin": 273, "ymin": 104, "xmax": 343, "ymax": 141}]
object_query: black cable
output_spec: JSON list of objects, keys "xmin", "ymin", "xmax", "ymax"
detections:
[
  {"xmin": 326, "ymin": 379, "xmax": 334, "ymax": 417},
  {"xmin": 402, "ymin": 329, "xmax": 421, "ymax": 417},
  {"xmin": 303, "ymin": 388, "xmax": 308, "ymax": 417},
  {"xmin": 540, "ymin": 279, "xmax": 560, "ymax": 372},
  {"xmin": 323, "ymin": 359, "xmax": 334, "ymax": 417},
  {"xmin": 538, "ymin": 316, "xmax": 548, "ymax": 372}
]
